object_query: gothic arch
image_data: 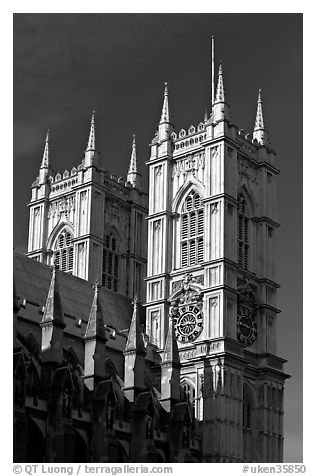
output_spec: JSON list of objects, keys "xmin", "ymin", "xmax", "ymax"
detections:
[
  {"xmin": 237, "ymin": 185, "xmax": 256, "ymax": 216},
  {"xmin": 103, "ymin": 224, "xmax": 122, "ymax": 242},
  {"xmin": 64, "ymin": 346, "xmax": 82, "ymax": 371},
  {"xmin": 25, "ymin": 417, "xmax": 46, "ymax": 462},
  {"xmin": 46, "ymin": 221, "xmax": 74, "ymax": 251},
  {"xmin": 20, "ymin": 332, "xmax": 40, "ymax": 356},
  {"xmin": 180, "ymin": 377, "xmax": 197, "ymax": 415},
  {"xmin": 243, "ymin": 381, "xmax": 258, "ymax": 408},
  {"xmin": 73, "ymin": 430, "xmax": 89, "ymax": 462},
  {"xmin": 172, "ymin": 178, "xmax": 205, "ymax": 213}
]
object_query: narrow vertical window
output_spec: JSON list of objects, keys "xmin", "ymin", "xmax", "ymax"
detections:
[
  {"xmin": 180, "ymin": 191, "xmax": 204, "ymax": 268},
  {"xmin": 238, "ymin": 193, "xmax": 250, "ymax": 270},
  {"xmin": 102, "ymin": 233, "xmax": 120, "ymax": 292}
]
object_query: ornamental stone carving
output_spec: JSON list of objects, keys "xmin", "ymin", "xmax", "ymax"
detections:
[{"xmin": 172, "ymin": 152, "xmax": 205, "ymax": 178}]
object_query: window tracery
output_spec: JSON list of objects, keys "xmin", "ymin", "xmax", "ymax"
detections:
[{"xmin": 53, "ymin": 229, "xmax": 74, "ymax": 273}]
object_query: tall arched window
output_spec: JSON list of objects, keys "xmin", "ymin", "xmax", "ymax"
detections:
[
  {"xmin": 54, "ymin": 230, "xmax": 74, "ymax": 273},
  {"xmin": 238, "ymin": 193, "xmax": 249, "ymax": 270},
  {"xmin": 181, "ymin": 380, "xmax": 196, "ymax": 415},
  {"xmin": 102, "ymin": 233, "xmax": 119, "ymax": 292},
  {"xmin": 181, "ymin": 191, "xmax": 204, "ymax": 268}
]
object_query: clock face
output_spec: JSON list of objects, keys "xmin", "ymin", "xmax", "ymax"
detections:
[
  {"xmin": 174, "ymin": 304, "xmax": 203, "ymax": 343},
  {"xmin": 237, "ymin": 308, "xmax": 257, "ymax": 346}
]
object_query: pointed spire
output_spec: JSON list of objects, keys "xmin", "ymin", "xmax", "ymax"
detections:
[
  {"xmin": 41, "ymin": 130, "xmax": 50, "ymax": 169},
  {"xmin": 128, "ymin": 135, "xmax": 137, "ymax": 174},
  {"xmin": 86, "ymin": 111, "xmax": 96, "ymax": 151},
  {"xmin": 84, "ymin": 110, "xmax": 100, "ymax": 167},
  {"xmin": 126, "ymin": 135, "xmax": 141, "ymax": 189},
  {"xmin": 254, "ymin": 89, "xmax": 264, "ymax": 130},
  {"xmin": 212, "ymin": 61, "xmax": 230, "ymax": 122},
  {"xmin": 253, "ymin": 89, "xmax": 269, "ymax": 145},
  {"xmin": 42, "ymin": 264, "xmax": 64, "ymax": 325},
  {"xmin": 38, "ymin": 129, "xmax": 52, "ymax": 185},
  {"xmin": 162, "ymin": 317, "xmax": 180, "ymax": 364},
  {"xmin": 204, "ymin": 108, "xmax": 208, "ymax": 123},
  {"xmin": 214, "ymin": 62, "xmax": 225, "ymax": 103},
  {"xmin": 125, "ymin": 297, "xmax": 145, "ymax": 353},
  {"xmin": 85, "ymin": 282, "xmax": 106, "ymax": 340},
  {"xmin": 160, "ymin": 82, "xmax": 170, "ymax": 124}
]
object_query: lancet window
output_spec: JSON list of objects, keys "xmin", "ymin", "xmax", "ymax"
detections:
[
  {"xmin": 180, "ymin": 191, "xmax": 204, "ymax": 268},
  {"xmin": 181, "ymin": 380, "xmax": 196, "ymax": 414},
  {"xmin": 54, "ymin": 230, "xmax": 74, "ymax": 273},
  {"xmin": 243, "ymin": 387, "xmax": 253, "ymax": 431},
  {"xmin": 238, "ymin": 193, "xmax": 250, "ymax": 270},
  {"xmin": 102, "ymin": 233, "xmax": 119, "ymax": 292}
]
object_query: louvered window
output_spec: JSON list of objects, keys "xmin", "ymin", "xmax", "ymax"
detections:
[
  {"xmin": 53, "ymin": 229, "xmax": 74, "ymax": 274},
  {"xmin": 102, "ymin": 233, "xmax": 120, "ymax": 292},
  {"xmin": 243, "ymin": 388, "xmax": 253, "ymax": 431},
  {"xmin": 182, "ymin": 215, "xmax": 188, "ymax": 239},
  {"xmin": 180, "ymin": 191, "xmax": 204, "ymax": 268},
  {"xmin": 238, "ymin": 194, "xmax": 250, "ymax": 270},
  {"xmin": 181, "ymin": 242, "xmax": 188, "ymax": 267}
]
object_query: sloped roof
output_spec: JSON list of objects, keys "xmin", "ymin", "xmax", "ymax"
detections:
[{"xmin": 13, "ymin": 253, "xmax": 137, "ymax": 332}]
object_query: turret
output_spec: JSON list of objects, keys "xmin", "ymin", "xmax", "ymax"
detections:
[
  {"xmin": 253, "ymin": 89, "xmax": 270, "ymax": 146},
  {"xmin": 84, "ymin": 111, "xmax": 100, "ymax": 168},
  {"xmin": 160, "ymin": 315, "xmax": 181, "ymax": 412},
  {"xmin": 40, "ymin": 264, "xmax": 65, "ymax": 364},
  {"xmin": 84, "ymin": 282, "xmax": 107, "ymax": 391},
  {"xmin": 123, "ymin": 297, "xmax": 146, "ymax": 402},
  {"xmin": 212, "ymin": 62, "xmax": 230, "ymax": 122},
  {"xmin": 126, "ymin": 135, "xmax": 141, "ymax": 189}
]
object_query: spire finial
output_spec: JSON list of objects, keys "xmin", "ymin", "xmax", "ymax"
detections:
[
  {"xmin": 214, "ymin": 61, "xmax": 225, "ymax": 103},
  {"xmin": 84, "ymin": 110, "xmax": 100, "ymax": 167},
  {"xmin": 93, "ymin": 280, "xmax": 100, "ymax": 295},
  {"xmin": 128, "ymin": 135, "xmax": 137, "ymax": 174},
  {"xmin": 86, "ymin": 110, "xmax": 96, "ymax": 151},
  {"xmin": 160, "ymin": 82, "xmax": 170, "ymax": 124},
  {"xmin": 204, "ymin": 108, "xmax": 208, "ymax": 123},
  {"xmin": 211, "ymin": 36, "xmax": 215, "ymax": 106},
  {"xmin": 132, "ymin": 295, "xmax": 139, "ymax": 309},
  {"xmin": 253, "ymin": 88, "xmax": 269, "ymax": 146},
  {"xmin": 254, "ymin": 89, "xmax": 264, "ymax": 130},
  {"xmin": 126, "ymin": 135, "xmax": 141, "ymax": 189},
  {"xmin": 41, "ymin": 129, "xmax": 50, "ymax": 169}
]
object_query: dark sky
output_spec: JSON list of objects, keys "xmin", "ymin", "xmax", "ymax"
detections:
[{"xmin": 13, "ymin": 13, "xmax": 303, "ymax": 461}]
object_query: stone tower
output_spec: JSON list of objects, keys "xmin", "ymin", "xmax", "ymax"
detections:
[
  {"xmin": 27, "ymin": 114, "xmax": 148, "ymax": 301},
  {"xmin": 145, "ymin": 67, "xmax": 288, "ymax": 462}
]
